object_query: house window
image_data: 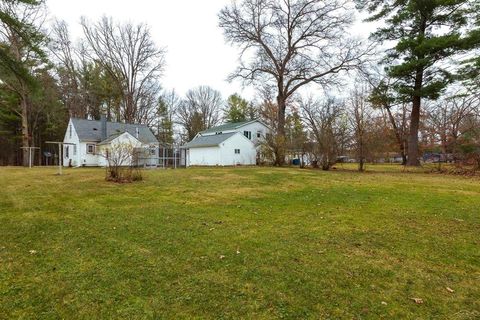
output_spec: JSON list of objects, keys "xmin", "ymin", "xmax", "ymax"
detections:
[
  {"xmin": 235, "ymin": 149, "xmax": 240, "ymax": 154},
  {"xmin": 65, "ymin": 146, "xmax": 69, "ymax": 158},
  {"xmin": 257, "ymin": 131, "xmax": 262, "ymax": 138},
  {"xmin": 244, "ymin": 131, "xmax": 251, "ymax": 140},
  {"xmin": 149, "ymin": 148, "xmax": 156, "ymax": 156},
  {"xmin": 69, "ymin": 125, "xmax": 72, "ymax": 138},
  {"xmin": 73, "ymin": 145, "xmax": 77, "ymax": 156},
  {"xmin": 87, "ymin": 144, "xmax": 96, "ymax": 154}
]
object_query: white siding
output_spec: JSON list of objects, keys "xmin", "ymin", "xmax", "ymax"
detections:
[
  {"xmin": 97, "ymin": 132, "xmax": 143, "ymax": 167},
  {"xmin": 63, "ymin": 119, "xmax": 82, "ymax": 167},
  {"xmin": 236, "ymin": 121, "xmax": 269, "ymax": 145},
  {"xmin": 80, "ymin": 142, "xmax": 101, "ymax": 166},
  {"xmin": 186, "ymin": 133, "xmax": 256, "ymax": 166},
  {"xmin": 188, "ymin": 147, "xmax": 220, "ymax": 166},
  {"xmin": 63, "ymin": 119, "xmax": 156, "ymax": 167},
  {"xmin": 199, "ymin": 120, "xmax": 269, "ymax": 146}
]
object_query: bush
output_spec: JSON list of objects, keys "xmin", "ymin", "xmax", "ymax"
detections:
[{"xmin": 102, "ymin": 143, "xmax": 144, "ymax": 183}]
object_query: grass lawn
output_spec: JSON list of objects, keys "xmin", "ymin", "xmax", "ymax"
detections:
[{"xmin": 0, "ymin": 166, "xmax": 479, "ymax": 319}]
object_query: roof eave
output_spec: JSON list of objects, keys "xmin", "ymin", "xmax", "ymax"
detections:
[{"xmin": 182, "ymin": 143, "xmax": 219, "ymax": 149}]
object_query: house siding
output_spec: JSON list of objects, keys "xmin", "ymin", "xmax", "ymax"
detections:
[
  {"xmin": 63, "ymin": 118, "xmax": 159, "ymax": 167},
  {"xmin": 97, "ymin": 132, "xmax": 143, "ymax": 167},
  {"xmin": 186, "ymin": 133, "xmax": 256, "ymax": 166},
  {"xmin": 236, "ymin": 122, "xmax": 269, "ymax": 145},
  {"xmin": 63, "ymin": 119, "xmax": 81, "ymax": 167},
  {"xmin": 188, "ymin": 146, "xmax": 221, "ymax": 166},
  {"xmin": 200, "ymin": 121, "xmax": 269, "ymax": 146}
]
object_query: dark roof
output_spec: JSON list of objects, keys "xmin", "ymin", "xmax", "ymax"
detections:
[
  {"xmin": 182, "ymin": 132, "xmax": 237, "ymax": 148},
  {"xmin": 71, "ymin": 118, "xmax": 158, "ymax": 144},
  {"xmin": 200, "ymin": 120, "xmax": 261, "ymax": 134}
]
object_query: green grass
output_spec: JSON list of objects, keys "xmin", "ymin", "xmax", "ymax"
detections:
[{"xmin": 0, "ymin": 166, "xmax": 479, "ymax": 319}]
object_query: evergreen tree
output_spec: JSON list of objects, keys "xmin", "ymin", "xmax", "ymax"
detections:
[
  {"xmin": 285, "ymin": 110, "xmax": 307, "ymax": 152},
  {"xmin": 460, "ymin": 2, "xmax": 480, "ymax": 91},
  {"xmin": 357, "ymin": 0, "xmax": 480, "ymax": 166},
  {"xmin": 225, "ymin": 93, "xmax": 252, "ymax": 123},
  {"xmin": 0, "ymin": 0, "xmax": 44, "ymax": 82},
  {"xmin": 157, "ymin": 95, "xmax": 175, "ymax": 145},
  {"xmin": 0, "ymin": 0, "xmax": 49, "ymax": 166}
]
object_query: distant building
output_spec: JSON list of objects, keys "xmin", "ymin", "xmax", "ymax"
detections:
[
  {"xmin": 63, "ymin": 116, "xmax": 159, "ymax": 167},
  {"xmin": 181, "ymin": 120, "xmax": 269, "ymax": 166}
]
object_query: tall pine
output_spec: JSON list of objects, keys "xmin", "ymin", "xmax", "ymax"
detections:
[{"xmin": 357, "ymin": 0, "xmax": 479, "ymax": 165}]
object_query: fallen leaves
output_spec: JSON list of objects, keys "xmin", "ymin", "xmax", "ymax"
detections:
[{"xmin": 410, "ymin": 297, "xmax": 424, "ymax": 304}]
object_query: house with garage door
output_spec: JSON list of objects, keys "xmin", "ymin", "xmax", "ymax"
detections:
[
  {"xmin": 63, "ymin": 116, "xmax": 159, "ymax": 167},
  {"xmin": 181, "ymin": 119, "xmax": 269, "ymax": 166}
]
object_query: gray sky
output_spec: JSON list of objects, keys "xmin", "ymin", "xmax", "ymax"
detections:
[
  {"xmin": 47, "ymin": 0, "xmax": 252, "ymax": 99},
  {"xmin": 47, "ymin": 0, "xmax": 375, "ymax": 100}
]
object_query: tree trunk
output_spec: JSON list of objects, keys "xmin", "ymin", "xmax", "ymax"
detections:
[
  {"xmin": 407, "ymin": 95, "xmax": 421, "ymax": 166},
  {"xmin": 276, "ymin": 95, "xmax": 286, "ymax": 166},
  {"xmin": 407, "ymin": 63, "xmax": 424, "ymax": 166},
  {"xmin": 401, "ymin": 150, "xmax": 407, "ymax": 166},
  {"xmin": 125, "ymin": 91, "xmax": 135, "ymax": 123},
  {"xmin": 384, "ymin": 105, "xmax": 407, "ymax": 165},
  {"xmin": 407, "ymin": 18, "xmax": 426, "ymax": 167},
  {"xmin": 358, "ymin": 139, "xmax": 364, "ymax": 172},
  {"xmin": 21, "ymin": 93, "xmax": 29, "ymax": 167}
]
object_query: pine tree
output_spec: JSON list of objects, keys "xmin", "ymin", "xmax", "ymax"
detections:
[
  {"xmin": 225, "ymin": 94, "xmax": 251, "ymax": 123},
  {"xmin": 357, "ymin": 0, "xmax": 480, "ymax": 165},
  {"xmin": 157, "ymin": 97, "xmax": 174, "ymax": 145},
  {"xmin": 0, "ymin": 0, "xmax": 48, "ymax": 166},
  {"xmin": 0, "ymin": 0, "xmax": 44, "ymax": 82}
]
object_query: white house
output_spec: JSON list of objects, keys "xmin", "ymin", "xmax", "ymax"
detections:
[
  {"xmin": 182, "ymin": 119, "xmax": 269, "ymax": 166},
  {"xmin": 63, "ymin": 116, "xmax": 159, "ymax": 167}
]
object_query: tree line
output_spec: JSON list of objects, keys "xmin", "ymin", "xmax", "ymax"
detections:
[{"xmin": 1, "ymin": 0, "xmax": 479, "ymax": 169}]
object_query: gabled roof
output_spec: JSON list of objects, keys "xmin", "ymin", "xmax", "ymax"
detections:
[
  {"xmin": 97, "ymin": 132, "xmax": 123, "ymax": 146},
  {"xmin": 200, "ymin": 119, "xmax": 265, "ymax": 134},
  {"xmin": 181, "ymin": 132, "xmax": 237, "ymax": 148},
  {"xmin": 97, "ymin": 131, "xmax": 141, "ymax": 146},
  {"xmin": 71, "ymin": 118, "xmax": 158, "ymax": 144}
]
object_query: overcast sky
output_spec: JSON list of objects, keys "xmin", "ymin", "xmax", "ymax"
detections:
[{"xmin": 46, "ymin": 0, "xmax": 374, "ymax": 100}]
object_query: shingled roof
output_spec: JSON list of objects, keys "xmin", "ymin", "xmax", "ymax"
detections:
[
  {"xmin": 199, "ymin": 120, "xmax": 261, "ymax": 134},
  {"xmin": 71, "ymin": 118, "xmax": 158, "ymax": 144},
  {"xmin": 181, "ymin": 132, "xmax": 237, "ymax": 148}
]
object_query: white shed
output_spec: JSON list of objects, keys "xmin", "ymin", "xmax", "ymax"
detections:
[{"xmin": 183, "ymin": 132, "xmax": 256, "ymax": 166}]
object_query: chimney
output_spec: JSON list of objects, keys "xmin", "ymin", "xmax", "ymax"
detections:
[{"xmin": 101, "ymin": 115, "xmax": 107, "ymax": 141}]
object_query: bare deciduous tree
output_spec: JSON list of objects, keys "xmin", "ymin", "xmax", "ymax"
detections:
[
  {"xmin": 426, "ymin": 92, "xmax": 479, "ymax": 161},
  {"xmin": 219, "ymin": 0, "xmax": 372, "ymax": 164},
  {"xmin": 176, "ymin": 86, "xmax": 223, "ymax": 141},
  {"xmin": 81, "ymin": 16, "xmax": 165, "ymax": 124},
  {"xmin": 368, "ymin": 75, "xmax": 410, "ymax": 165},
  {"xmin": 301, "ymin": 97, "xmax": 345, "ymax": 170},
  {"xmin": 348, "ymin": 86, "xmax": 373, "ymax": 171},
  {"xmin": 50, "ymin": 20, "xmax": 83, "ymax": 117}
]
